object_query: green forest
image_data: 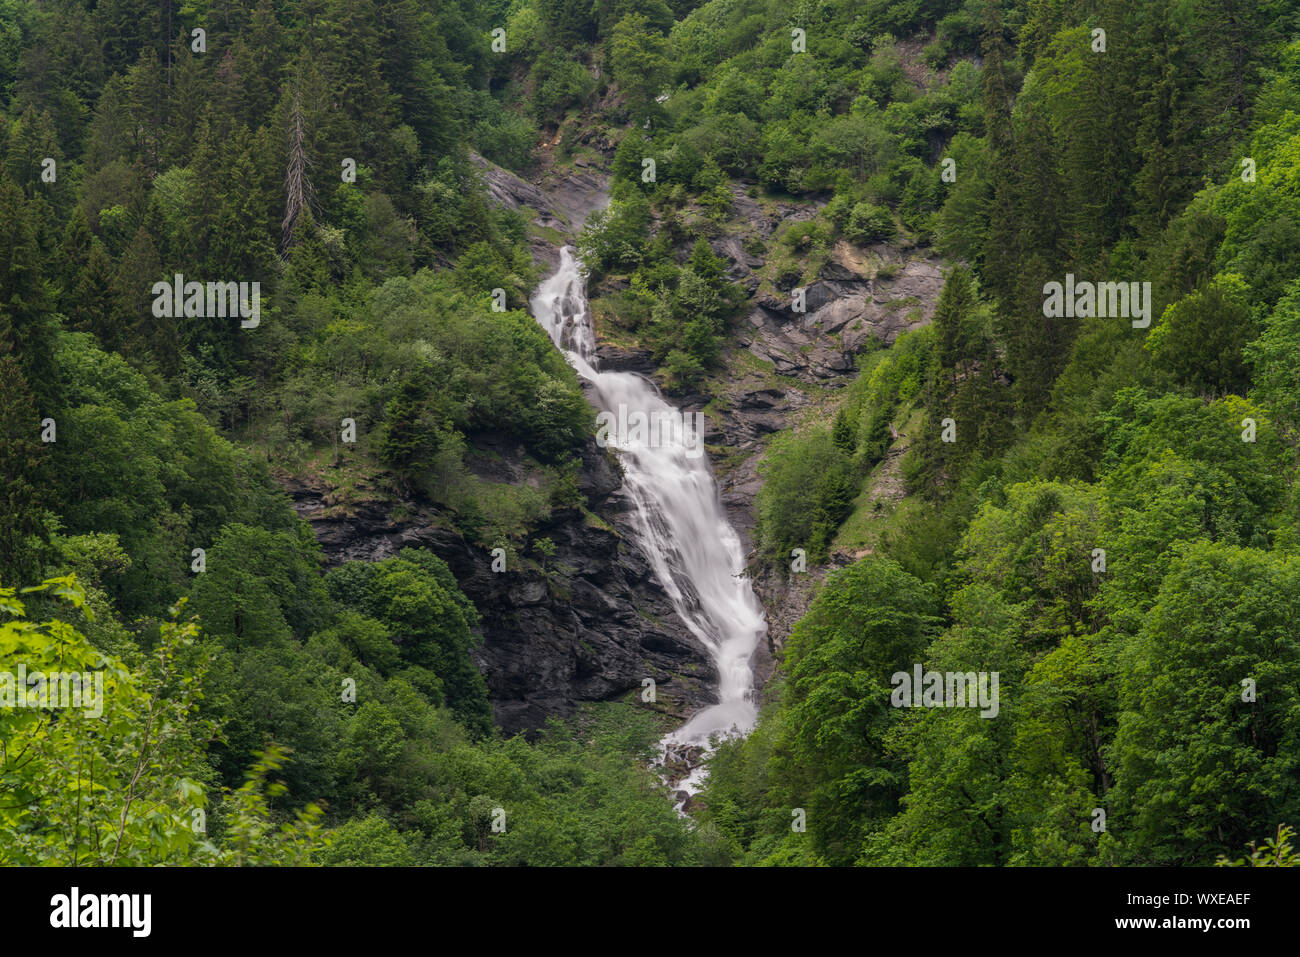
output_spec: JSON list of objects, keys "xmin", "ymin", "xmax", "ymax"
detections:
[{"xmin": 2, "ymin": 0, "xmax": 1299, "ymax": 868}]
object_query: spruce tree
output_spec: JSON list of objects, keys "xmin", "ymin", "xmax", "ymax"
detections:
[{"xmin": 0, "ymin": 311, "xmax": 49, "ymax": 585}]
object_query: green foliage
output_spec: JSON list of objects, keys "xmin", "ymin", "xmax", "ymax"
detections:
[
  {"xmin": 0, "ymin": 576, "xmax": 324, "ymax": 865},
  {"xmin": 48, "ymin": 333, "xmax": 294, "ymax": 614},
  {"xmin": 210, "ymin": 744, "xmax": 329, "ymax": 866},
  {"xmin": 1147, "ymin": 274, "xmax": 1256, "ymax": 397},
  {"xmin": 0, "ymin": 327, "xmax": 48, "ymax": 584},
  {"xmin": 578, "ymin": 193, "xmax": 653, "ymax": 274},
  {"xmin": 845, "ymin": 202, "xmax": 896, "ymax": 244},
  {"xmin": 581, "ymin": 207, "xmax": 742, "ymax": 383},
  {"xmin": 329, "ymin": 548, "xmax": 490, "ymax": 735},
  {"xmin": 1217, "ymin": 824, "xmax": 1300, "ymax": 867},
  {"xmin": 537, "ymin": 0, "xmax": 596, "ymax": 47},
  {"xmin": 10, "ymin": 0, "xmax": 1300, "ymax": 871},
  {"xmin": 0, "ymin": 578, "xmax": 210, "ymax": 864},
  {"xmin": 1245, "ymin": 277, "xmax": 1300, "ymax": 436},
  {"xmin": 710, "ymin": 558, "xmax": 942, "ymax": 865},
  {"xmin": 756, "ymin": 427, "xmax": 853, "ymax": 567},
  {"xmin": 189, "ymin": 523, "xmax": 329, "ymax": 647},
  {"xmin": 1111, "ymin": 545, "xmax": 1300, "ymax": 863},
  {"xmin": 529, "ymin": 49, "xmax": 596, "ymax": 123},
  {"xmin": 609, "ymin": 14, "xmax": 671, "ymax": 120}
]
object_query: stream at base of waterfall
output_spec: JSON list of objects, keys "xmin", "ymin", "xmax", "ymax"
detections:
[{"xmin": 530, "ymin": 247, "xmax": 769, "ymax": 810}]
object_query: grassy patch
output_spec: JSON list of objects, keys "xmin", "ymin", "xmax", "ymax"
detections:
[{"xmin": 528, "ymin": 222, "xmax": 566, "ymax": 246}]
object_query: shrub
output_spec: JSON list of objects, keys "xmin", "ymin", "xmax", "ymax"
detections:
[{"xmin": 846, "ymin": 202, "xmax": 896, "ymax": 244}]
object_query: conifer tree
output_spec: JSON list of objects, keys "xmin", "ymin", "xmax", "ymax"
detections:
[
  {"xmin": 0, "ymin": 311, "xmax": 49, "ymax": 584},
  {"xmin": 0, "ymin": 177, "xmax": 58, "ymax": 406}
]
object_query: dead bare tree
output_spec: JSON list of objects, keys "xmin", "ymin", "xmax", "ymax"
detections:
[{"xmin": 281, "ymin": 90, "xmax": 318, "ymax": 255}]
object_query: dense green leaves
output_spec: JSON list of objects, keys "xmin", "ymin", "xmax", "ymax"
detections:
[
  {"xmin": 1111, "ymin": 545, "xmax": 1300, "ymax": 863},
  {"xmin": 7, "ymin": 0, "xmax": 1300, "ymax": 870}
]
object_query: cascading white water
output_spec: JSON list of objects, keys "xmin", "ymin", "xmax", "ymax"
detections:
[{"xmin": 530, "ymin": 247, "xmax": 768, "ymax": 792}]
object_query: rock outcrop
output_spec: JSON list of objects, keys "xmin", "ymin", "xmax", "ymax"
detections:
[
  {"xmin": 675, "ymin": 237, "xmax": 945, "ymax": 693},
  {"xmin": 470, "ymin": 151, "xmax": 610, "ymax": 270},
  {"xmin": 285, "ymin": 438, "xmax": 717, "ymax": 737},
  {"xmin": 355, "ymin": 156, "xmax": 948, "ymax": 730},
  {"xmin": 743, "ymin": 246, "xmax": 943, "ymax": 380}
]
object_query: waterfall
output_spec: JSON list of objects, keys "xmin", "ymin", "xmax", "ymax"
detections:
[{"xmin": 530, "ymin": 247, "xmax": 768, "ymax": 796}]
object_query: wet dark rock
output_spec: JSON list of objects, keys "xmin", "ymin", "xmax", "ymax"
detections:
[
  {"xmin": 819, "ymin": 260, "xmax": 860, "ymax": 281},
  {"xmin": 593, "ymin": 343, "xmax": 656, "ymax": 374},
  {"xmin": 471, "ymin": 151, "xmax": 610, "ymax": 270},
  {"xmin": 284, "ymin": 436, "xmax": 717, "ymax": 738},
  {"xmin": 507, "ymin": 580, "xmax": 549, "ymax": 605},
  {"xmin": 661, "ymin": 744, "xmax": 706, "ymax": 783},
  {"xmin": 577, "ymin": 442, "xmax": 621, "ymax": 500}
]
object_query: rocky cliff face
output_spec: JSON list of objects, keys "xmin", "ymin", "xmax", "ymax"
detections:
[
  {"xmin": 285, "ymin": 438, "xmax": 717, "ymax": 737},
  {"xmin": 742, "ymin": 247, "xmax": 943, "ymax": 378},
  {"xmin": 678, "ymin": 217, "xmax": 945, "ymax": 690},
  {"xmin": 284, "ymin": 154, "xmax": 725, "ymax": 738},
  {"xmin": 468, "ymin": 152, "xmax": 947, "ymax": 709},
  {"xmin": 703, "ymin": 240, "xmax": 942, "ymax": 535},
  {"xmin": 290, "ymin": 153, "xmax": 945, "ymax": 735},
  {"xmin": 470, "ymin": 151, "xmax": 610, "ymax": 271}
]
